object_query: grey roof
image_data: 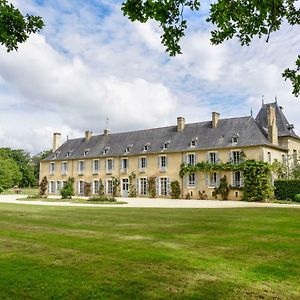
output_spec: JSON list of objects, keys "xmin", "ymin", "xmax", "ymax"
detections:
[
  {"xmin": 255, "ymin": 102, "xmax": 300, "ymax": 139},
  {"xmin": 44, "ymin": 115, "xmax": 285, "ymax": 161}
]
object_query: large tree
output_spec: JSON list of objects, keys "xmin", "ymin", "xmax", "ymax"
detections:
[
  {"xmin": 0, "ymin": 0, "xmax": 43, "ymax": 51},
  {"xmin": 0, "ymin": 156, "xmax": 22, "ymax": 189},
  {"xmin": 122, "ymin": 0, "xmax": 300, "ymax": 96}
]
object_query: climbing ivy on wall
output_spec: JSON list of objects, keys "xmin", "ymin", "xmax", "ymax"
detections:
[{"xmin": 180, "ymin": 160, "xmax": 273, "ymax": 201}]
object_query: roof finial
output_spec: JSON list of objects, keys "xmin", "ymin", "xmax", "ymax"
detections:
[
  {"xmin": 250, "ymin": 108, "xmax": 253, "ymax": 117},
  {"xmin": 262, "ymin": 95, "xmax": 264, "ymax": 105},
  {"xmin": 275, "ymin": 96, "xmax": 277, "ymax": 104},
  {"xmin": 67, "ymin": 135, "xmax": 69, "ymax": 140},
  {"xmin": 106, "ymin": 117, "xmax": 109, "ymax": 129}
]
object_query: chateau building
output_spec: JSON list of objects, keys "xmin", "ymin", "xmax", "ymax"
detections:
[{"xmin": 40, "ymin": 101, "xmax": 300, "ymax": 200}]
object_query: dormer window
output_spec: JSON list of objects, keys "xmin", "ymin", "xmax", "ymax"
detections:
[
  {"xmin": 163, "ymin": 140, "xmax": 171, "ymax": 150},
  {"xmin": 66, "ymin": 152, "xmax": 71, "ymax": 157},
  {"xmin": 232, "ymin": 133, "xmax": 239, "ymax": 144},
  {"xmin": 102, "ymin": 147, "xmax": 110, "ymax": 155},
  {"xmin": 125, "ymin": 144, "xmax": 133, "ymax": 153},
  {"xmin": 53, "ymin": 151, "xmax": 60, "ymax": 159},
  {"xmin": 143, "ymin": 143, "xmax": 150, "ymax": 152},
  {"xmin": 83, "ymin": 150, "xmax": 89, "ymax": 157},
  {"xmin": 190, "ymin": 137, "xmax": 198, "ymax": 147}
]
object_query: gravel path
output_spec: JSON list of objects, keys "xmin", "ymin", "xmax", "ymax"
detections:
[{"xmin": 0, "ymin": 195, "xmax": 299, "ymax": 208}]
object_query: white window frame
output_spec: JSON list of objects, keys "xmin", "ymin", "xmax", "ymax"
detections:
[
  {"xmin": 158, "ymin": 177, "xmax": 170, "ymax": 196},
  {"xmin": 106, "ymin": 179, "xmax": 113, "ymax": 195},
  {"xmin": 230, "ymin": 150, "xmax": 242, "ymax": 164},
  {"xmin": 187, "ymin": 173, "xmax": 196, "ymax": 187},
  {"xmin": 106, "ymin": 158, "xmax": 114, "ymax": 174},
  {"xmin": 121, "ymin": 158, "xmax": 128, "ymax": 173},
  {"xmin": 56, "ymin": 181, "xmax": 61, "ymax": 194},
  {"xmin": 159, "ymin": 155, "xmax": 168, "ymax": 172},
  {"xmin": 93, "ymin": 180, "xmax": 100, "ymax": 194},
  {"xmin": 61, "ymin": 161, "xmax": 68, "ymax": 176},
  {"xmin": 187, "ymin": 153, "xmax": 196, "ymax": 166},
  {"xmin": 49, "ymin": 181, "xmax": 55, "ymax": 194},
  {"xmin": 139, "ymin": 177, "xmax": 148, "ymax": 196},
  {"xmin": 78, "ymin": 180, "xmax": 85, "ymax": 195},
  {"xmin": 92, "ymin": 159, "xmax": 100, "ymax": 174},
  {"xmin": 208, "ymin": 172, "xmax": 218, "ymax": 188},
  {"xmin": 208, "ymin": 152, "xmax": 217, "ymax": 164},
  {"xmin": 49, "ymin": 162, "xmax": 55, "ymax": 175},
  {"xmin": 267, "ymin": 152, "xmax": 271, "ymax": 163},
  {"xmin": 232, "ymin": 171, "xmax": 243, "ymax": 188},
  {"xmin": 139, "ymin": 156, "xmax": 147, "ymax": 172},
  {"xmin": 78, "ymin": 160, "xmax": 85, "ymax": 175}
]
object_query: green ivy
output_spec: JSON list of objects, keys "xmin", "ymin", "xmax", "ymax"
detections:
[{"xmin": 180, "ymin": 160, "xmax": 273, "ymax": 202}]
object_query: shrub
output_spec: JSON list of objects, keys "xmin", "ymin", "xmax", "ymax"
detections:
[
  {"xmin": 170, "ymin": 180, "xmax": 181, "ymax": 199},
  {"xmin": 61, "ymin": 178, "xmax": 75, "ymax": 199},
  {"xmin": 39, "ymin": 176, "xmax": 48, "ymax": 198},
  {"xmin": 84, "ymin": 182, "xmax": 91, "ymax": 197},
  {"xmin": 295, "ymin": 194, "xmax": 300, "ymax": 202},
  {"xmin": 214, "ymin": 175, "xmax": 229, "ymax": 200},
  {"xmin": 185, "ymin": 192, "xmax": 191, "ymax": 199},
  {"xmin": 111, "ymin": 176, "xmax": 120, "ymax": 197},
  {"xmin": 274, "ymin": 180, "xmax": 300, "ymax": 200},
  {"xmin": 128, "ymin": 172, "xmax": 137, "ymax": 197},
  {"xmin": 148, "ymin": 176, "xmax": 156, "ymax": 198},
  {"xmin": 0, "ymin": 186, "xmax": 3, "ymax": 194},
  {"xmin": 88, "ymin": 195, "xmax": 116, "ymax": 202}
]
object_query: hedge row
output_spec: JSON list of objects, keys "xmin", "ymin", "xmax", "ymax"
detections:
[{"xmin": 274, "ymin": 180, "xmax": 300, "ymax": 200}]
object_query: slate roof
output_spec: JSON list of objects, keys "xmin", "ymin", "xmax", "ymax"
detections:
[
  {"xmin": 44, "ymin": 115, "xmax": 286, "ymax": 162},
  {"xmin": 255, "ymin": 102, "xmax": 300, "ymax": 139}
]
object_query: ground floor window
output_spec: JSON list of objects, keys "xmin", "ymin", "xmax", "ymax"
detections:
[
  {"xmin": 232, "ymin": 171, "xmax": 243, "ymax": 187},
  {"xmin": 187, "ymin": 173, "xmax": 196, "ymax": 187},
  {"xmin": 56, "ymin": 181, "xmax": 61, "ymax": 194},
  {"xmin": 78, "ymin": 180, "xmax": 85, "ymax": 195},
  {"xmin": 208, "ymin": 172, "xmax": 218, "ymax": 187},
  {"xmin": 62, "ymin": 181, "xmax": 67, "ymax": 188},
  {"xmin": 157, "ymin": 177, "xmax": 170, "ymax": 196},
  {"xmin": 93, "ymin": 180, "xmax": 100, "ymax": 194},
  {"xmin": 106, "ymin": 180, "xmax": 113, "ymax": 195},
  {"xmin": 49, "ymin": 181, "xmax": 55, "ymax": 194},
  {"xmin": 139, "ymin": 178, "xmax": 148, "ymax": 196}
]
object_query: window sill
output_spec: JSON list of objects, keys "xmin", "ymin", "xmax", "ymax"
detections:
[{"xmin": 139, "ymin": 168, "xmax": 146, "ymax": 173}]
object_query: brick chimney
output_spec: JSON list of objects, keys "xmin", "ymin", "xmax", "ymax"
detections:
[
  {"xmin": 85, "ymin": 131, "xmax": 92, "ymax": 141},
  {"xmin": 104, "ymin": 128, "xmax": 110, "ymax": 136},
  {"xmin": 177, "ymin": 117, "xmax": 185, "ymax": 132},
  {"xmin": 267, "ymin": 105, "xmax": 278, "ymax": 145},
  {"xmin": 52, "ymin": 133, "xmax": 61, "ymax": 151},
  {"xmin": 212, "ymin": 112, "xmax": 220, "ymax": 128}
]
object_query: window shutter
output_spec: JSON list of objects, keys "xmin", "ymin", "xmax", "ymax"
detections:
[
  {"xmin": 49, "ymin": 163, "xmax": 51, "ymax": 173},
  {"xmin": 216, "ymin": 152, "xmax": 219, "ymax": 163},
  {"xmin": 231, "ymin": 171, "xmax": 234, "ymax": 187},
  {"xmin": 184, "ymin": 154, "xmax": 188, "ymax": 164},
  {"xmin": 205, "ymin": 174, "xmax": 209, "ymax": 187},
  {"xmin": 229, "ymin": 151, "xmax": 232, "ymax": 163},
  {"xmin": 145, "ymin": 158, "xmax": 147, "ymax": 168},
  {"xmin": 146, "ymin": 178, "xmax": 149, "ymax": 195},
  {"xmin": 136, "ymin": 178, "xmax": 139, "ymax": 195},
  {"xmin": 104, "ymin": 180, "xmax": 107, "ymax": 194},
  {"xmin": 216, "ymin": 173, "xmax": 220, "ymax": 186},
  {"xmin": 186, "ymin": 174, "xmax": 189, "ymax": 187},
  {"xmin": 195, "ymin": 153, "xmax": 198, "ymax": 164},
  {"xmin": 158, "ymin": 156, "xmax": 160, "ymax": 168},
  {"xmin": 167, "ymin": 178, "xmax": 170, "ymax": 195},
  {"xmin": 166, "ymin": 156, "xmax": 168, "ymax": 167},
  {"xmin": 195, "ymin": 174, "xmax": 198, "ymax": 187},
  {"xmin": 105, "ymin": 160, "xmax": 107, "ymax": 172},
  {"xmin": 112, "ymin": 159, "xmax": 114, "ymax": 170},
  {"xmin": 138, "ymin": 158, "xmax": 140, "ymax": 169},
  {"xmin": 127, "ymin": 159, "xmax": 129, "ymax": 169},
  {"xmin": 156, "ymin": 177, "xmax": 159, "ymax": 196},
  {"xmin": 241, "ymin": 172, "xmax": 244, "ymax": 187},
  {"xmin": 206, "ymin": 152, "xmax": 209, "ymax": 163}
]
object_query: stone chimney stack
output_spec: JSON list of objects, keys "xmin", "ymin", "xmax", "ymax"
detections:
[
  {"xmin": 177, "ymin": 117, "xmax": 185, "ymax": 132},
  {"xmin": 212, "ymin": 112, "xmax": 220, "ymax": 128},
  {"xmin": 104, "ymin": 128, "xmax": 110, "ymax": 136},
  {"xmin": 85, "ymin": 131, "xmax": 92, "ymax": 141},
  {"xmin": 267, "ymin": 105, "xmax": 278, "ymax": 145},
  {"xmin": 52, "ymin": 133, "xmax": 61, "ymax": 151}
]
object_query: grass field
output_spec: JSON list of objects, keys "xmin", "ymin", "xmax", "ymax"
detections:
[{"xmin": 0, "ymin": 205, "xmax": 299, "ymax": 299}]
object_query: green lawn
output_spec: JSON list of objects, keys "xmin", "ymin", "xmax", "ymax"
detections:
[
  {"xmin": 2, "ymin": 187, "xmax": 38, "ymax": 196},
  {"xmin": 0, "ymin": 205, "xmax": 299, "ymax": 299}
]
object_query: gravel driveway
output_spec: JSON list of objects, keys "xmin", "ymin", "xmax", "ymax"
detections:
[{"xmin": 0, "ymin": 195, "xmax": 299, "ymax": 208}]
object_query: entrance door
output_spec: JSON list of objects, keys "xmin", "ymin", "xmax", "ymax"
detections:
[{"xmin": 122, "ymin": 178, "xmax": 129, "ymax": 197}]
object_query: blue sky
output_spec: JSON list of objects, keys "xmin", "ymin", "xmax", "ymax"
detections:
[{"xmin": 0, "ymin": 0, "xmax": 299, "ymax": 154}]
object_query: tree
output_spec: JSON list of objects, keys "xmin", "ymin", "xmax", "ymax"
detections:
[
  {"xmin": 0, "ymin": 0, "xmax": 44, "ymax": 52},
  {"xmin": 39, "ymin": 176, "xmax": 48, "ymax": 198},
  {"xmin": 170, "ymin": 180, "xmax": 181, "ymax": 199},
  {"xmin": 122, "ymin": 0, "xmax": 300, "ymax": 96},
  {"xmin": 61, "ymin": 178, "xmax": 75, "ymax": 199},
  {"xmin": 0, "ymin": 156, "xmax": 22, "ymax": 189}
]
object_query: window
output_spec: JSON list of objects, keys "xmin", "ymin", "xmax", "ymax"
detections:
[
  {"xmin": 102, "ymin": 147, "xmax": 110, "ymax": 155},
  {"xmin": 208, "ymin": 152, "xmax": 217, "ymax": 164},
  {"xmin": 159, "ymin": 156, "xmax": 168, "ymax": 171},
  {"xmin": 143, "ymin": 144, "xmax": 150, "ymax": 152},
  {"xmin": 139, "ymin": 157, "xmax": 147, "ymax": 172},
  {"xmin": 49, "ymin": 162, "xmax": 55, "ymax": 175},
  {"xmin": 190, "ymin": 137, "xmax": 198, "ymax": 147},
  {"xmin": 282, "ymin": 154, "xmax": 286, "ymax": 165},
  {"xmin": 53, "ymin": 153, "xmax": 59, "ymax": 159},
  {"xmin": 231, "ymin": 151, "xmax": 241, "ymax": 164},
  {"xmin": 66, "ymin": 152, "xmax": 71, "ymax": 157},
  {"xmin": 106, "ymin": 158, "xmax": 114, "ymax": 174},
  {"xmin": 49, "ymin": 181, "xmax": 55, "ymax": 194},
  {"xmin": 125, "ymin": 144, "xmax": 133, "ymax": 153},
  {"xmin": 61, "ymin": 162, "xmax": 68, "ymax": 175},
  {"xmin": 293, "ymin": 149, "xmax": 297, "ymax": 164},
  {"xmin": 208, "ymin": 172, "xmax": 218, "ymax": 187},
  {"xmin": 160, "ymin": 178, "xmax": 168, "ymax": 196},
  {"xmin": 163, "ymin": 140, "xmax": 170, "ymax": 150},
  {"xmin": 267, "ymin": 152, "xmax": 271, "ymax": 163},
  {"xmin": 78, "ymin": 161, "xmax": 85, "ymax": 175},
  {"xmin": 232, "ymin": 133, "xmax": 239, "ymax": 144},
  {"xmin": 232, "ymin": 171, "xmax": 243, "ymax": 187},
  {"xmin": 92, "ymin": 160, "xmax": 100, "ymax": 174},
  {"xmin": 78, "ymin": 180, "xmax": 85, "ymax": 195},
  {"xmin": 62, "ymin": 181, "xmax": 67, "ymax": 188},
  {"xmin": 83, "ymin": 150, "xmax": 89, "ymax": 156},
  {"xmin": 56, "ymin": 181, "xmax": 61, "ymax": 193},
  {"xmin": 93, "ymin": 180, "xmax": 100, "ymax": 194},
  {"xmin": 187, "ymin": 154, "xmax": 196, "ymax": 165},
  {"xmin": 188, "ymin": 173, "xmax": 196, "ymax": 187},
  {"xmin": 121, "ymin": 158, "xmax": 128, "ymax": 172},
  {"xmin": 106, "ymin": 180, "xmax": 113, "ymax": 194},
  {"xmin": 139, "ymin": 178, "xmax": 148, "ymax": 196}
]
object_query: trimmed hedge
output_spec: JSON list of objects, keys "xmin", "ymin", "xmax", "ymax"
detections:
[
  {"xmin": 295, "ymin": 194, "xmax": 300, "ymax": 202},
  {"xmin": 274, "ymin": 180, "xmax": 300, "ymax": 200}
]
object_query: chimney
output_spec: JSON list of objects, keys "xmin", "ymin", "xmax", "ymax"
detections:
[
  {"xmin": 85, "ymin": 131, "xmax": 92, "ymax": 141},
  {"xmin": 177, "ymin": 117, "xmax": 185, "ymax": 132},
  {"xmin": 104, "ymin": 128, "xmax": 110, "ymax": 136},
  {"xmin": 267, "ymin": 105, "xmax": 278, "ymax": 145},
  {"xmin": 212, "ymin": 112, "xmax": 220, "ymax": 128},
  {"xmin": 52, "ymin": 133, "xmax": 61, "ymax": 151}
]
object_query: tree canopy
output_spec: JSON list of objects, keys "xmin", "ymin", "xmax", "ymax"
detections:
[
  {"xmin": 0, "ymin": 0, "xmax": 43, "ymax": 52},
  {"xmin": 0, "ymin": 156, "xmax": 21, "ymax": 190},
  {"xmin": 122, "ymin": 0, "xmax": 300, "ymax": 96}
]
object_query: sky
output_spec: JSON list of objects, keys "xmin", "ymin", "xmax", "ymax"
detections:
[{"xmin": 0, "ymin": 0, "xmax": 300, "ymax": 154}]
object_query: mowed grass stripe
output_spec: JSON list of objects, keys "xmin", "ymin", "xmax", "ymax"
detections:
[{"xmin": 0, "ymin": 204, "xmax": 299, "ymax": 299}]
